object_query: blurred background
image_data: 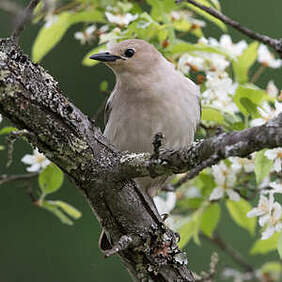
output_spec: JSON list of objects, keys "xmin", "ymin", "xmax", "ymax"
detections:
[{"xmin": 0, "ymin": 0, "xmax": 281, "ymax": 281}]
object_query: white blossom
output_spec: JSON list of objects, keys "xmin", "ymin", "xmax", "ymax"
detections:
[
  {"xmin": 0, "ymin": 114, "xmax": 2, "ymax": 123},
  {"xmin": 202, "ymin": 72, "xmax": 238, "ymax": 114},
  {"xmin": 269, "ymin": 181, "xmax": 282, "ymax": 194},
  {"xmin": 264, "ymin": 148, "xmax": 282, "ymax": 172},
  {"xmin": 257, "ymin": 44, "xmax": 282, "ymax": 68},
  {"xmin": 154, "ymin": 192, "xmax": 177, "ymax": 229},
  {"xmin": 21, "ymin": 148, "xmax": 51, "ymax": 172},
  {"xmin": 250, "ymin": 101, "xmax": 282, "ymax": 127},
  {"xmin": 266, "ymin": 80, "xmax": 279, "ymax": 98},
  {"xmin": 177, "ymin": 54, "xmax": 206, "ymax": 74},
  {"xmin": 170, "ymin": 10, "xmax": 206, "ymax": 27},
  {"xmin": 229, "ymin": 156, "xmax": 255, "ymax": 173},
  {"xmin": 247, "ymin": 194, "xmax": 274, "ymax": 219},
  {"xmin": 105, "ymin": 12, "xmax": 138, "ymax": 26},
  {"xmin": 99, "ymin": 27, "xmax": 121, "ymax": 44},
  {"xmin": 206, "ymin": 34, "xmax": 247, "ymax": 57},
  {"xmin": 44, "ymin": 15, "xmax": 58, "ymax": 28},
  {"xmin": 209, "ymin": 162, "xmax": 240, "ymax": 201},
  {"xmin": 154, "ymin": 192, "xmax": 176, "ymax": 215},
  {"xmin": 222, "ymin": 268, "xmax": 254, "ymax": 282},
  {"xmin": 247, "ymin": 193, "xmax": 282, "ymax": 240},
  {"xmin": 261, "ymin": 202, "xmax": 282, "ymax": 240},
  {"xmin": 201, "ymin": 53, "xmax": 230, "ymax": 72},
  {"xmin": 74, "ymin": 25, "xmax": 96, "ymax": 45}
]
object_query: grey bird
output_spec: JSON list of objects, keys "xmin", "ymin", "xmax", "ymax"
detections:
[{"xmin": 90, "ymin": 39, "xmax": 201, "ymax": 198}]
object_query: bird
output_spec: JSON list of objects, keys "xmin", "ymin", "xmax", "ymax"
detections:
[{"xmin": 90, "ymin": 39, "xmax": 201, "ymax": 198}]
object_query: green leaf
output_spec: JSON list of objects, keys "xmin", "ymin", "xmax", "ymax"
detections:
[
  {"xmin": 82, "ymin": 44, "xmax": 107, "ymax": 66},
  {"xmin": 52, "ymin": 200, "xmax": 82, "ymax": 219},
  {"xmin": 168, "ymin": 41, "xmax": 229, "ymax": 57},
  {"xmin": 255, "ymin": 149, "xmax": 273, "ymax": 184},
  {"xmin": 277, "ymin": 232, "xmax": 282, "ymax": 258},
  {"xmin": 250, "ymin": 233, "xmax": 279, "ymax": 255},
  {"xmin": 234, "ymin": 85, "xmax": 266, "ymax": 117},
  {"xmin": 32, "ymin": 10, "xmax": 104, "ymax": 62},
  {"xmin": 32, "ymin": 12, "xmax": 72, "ymax": 62},
  {"xmin": 39, "ymin": 163, "xmax": 64, "ymax": 194},
  {"xmin": 185, "ymin": 0, "xmax": 226, "ymax": 31},
  {"xmin": 70, "ymin": 10, "xmax": 104, "ymax": 23},
  {"xmin": 146, "ymin": 0, "xmax": 176, "ymax": 21},
  {"xmin": 233, "ymin": 42, "xmax": 258, "ymax": 83},
  {"xmin": 0, "ymin": 127, "xmax": 17, "ymax": 135},
  {"xmin": 176, "ymin": 197, "xmax": 203, "ymax": 211},
  {"xmin": 261, "ymin": 261, "xmax": 282, "ymax": 276},
  {"xmin": 201, "ymin": 107, "xmax": 224, "ymax": 124},
  {"xmin": 0, "ymin": 145, "xmax": 4, "ymax": 150},
  {"xmin": 178, "ymin": 218, "xmax": 199, "ymax": 249},
  {"xmin": 200, "ymin": 203, "xmax": 221, "ymax": 237},
  {"xmin": 40, "ymin": 200, "xmax": 73, "ymax": 225},
  {"xmin": 226, "ymin": 199, "xmax": 256, "ymax": 236}
]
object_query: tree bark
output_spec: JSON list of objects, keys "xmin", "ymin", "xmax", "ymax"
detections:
[{"xmin": 0, "ymin": 38, "xmax": 194, "ymax": 281}]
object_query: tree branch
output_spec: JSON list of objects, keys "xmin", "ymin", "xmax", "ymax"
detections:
[
  {"xmin": 202, "ymin": 234, "xmax": 254, "ymax": 273},
  {"xmin": 0, "ymin": 37, "xmax": 194, "ymax": 282},
  {"xmin": 176, "ymin": 0, "xmax": 282, "ymax": 58},
  {"xmin": 11, "ymin": 0, "xmax": 40, "ymax": 43},
  {"xmin": 0, "ymin": 172, "xmax": 38, "ymax": 185},
  {"xmin": 118, "ymin": 114, "xmax": 282, "ymax": 180}
]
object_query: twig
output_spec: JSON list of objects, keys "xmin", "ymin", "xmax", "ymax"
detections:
[
  {"xmin": 6, "ymin": 129, "xmax": 32, "ymax": 167},
  {"xmin": 103, "ymin": 234, "xmax": 140, "ymax": 257},
  {"xmin": 203, "ymin": 233, "xmax": 255, "ymax": 273},
  {"xmin": 0, "ymin": 172, "xmax": 38, "ymax": 185},
  {"xmin": 176, "ymin": 0, "xmax": 282, "ymax": 58},
  {"xmin": 250, "ymin": 65, "xmax": 266, "ymax": 83},
  {"xmin": 194, "ymin": 253, "xmax": 218, "ymax": 282},
  {"xmin": 11, "ymin": 0, "xmax": 40, "ymax": 43}
]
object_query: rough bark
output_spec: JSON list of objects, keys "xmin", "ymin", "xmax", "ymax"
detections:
[
  {"xmin": 0, "ymin": 37, "xmax": 281, "ymax": 281},
  {"xmin": 0, "ymin": 38, "xmax": 194, "ymax": 282}
]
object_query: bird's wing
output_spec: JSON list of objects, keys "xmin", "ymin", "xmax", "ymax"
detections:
[{"xmin": 104, "ymin": 98, "xmax": 112, "ymax": 126}]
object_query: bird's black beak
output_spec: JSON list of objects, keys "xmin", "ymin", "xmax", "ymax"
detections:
[{"xmin": 89, "ymin": 52, "xmax": 122, "ymax": 62}]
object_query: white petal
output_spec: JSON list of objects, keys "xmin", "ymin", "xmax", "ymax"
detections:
[
  {"xmin": 261, "ymin": 226, "xmax": 275, "ymax": 240},
  {"xmin": 226, "ymin": 189, "xmax": 240, "ymax": 201},
  {"xmin": 209, "ymin": 187, "xmax": 224, "ymax": 201},
  {"xmin": 0, "ymin": 114, "xmax": 2, "ymax": 123},
  {"xmin": 166, "ymin": 192, "xmax": 177, "ymax": 213},
  {"xmin": 265, "ymin": 149, "xmax": 277, "ymax": 160},
  {"xmin": 259, "ymin": 214, "xmax": 270, "ymax": 227},
  {"xmin": 247, "ymin": 208, "xmax": 261, "ymax": 218},
  {"xmin": 26, "ymin": 163, "xmax": 41, "ymax": 172},
  {"xmin": 21, "ymin": 155, "xmax": 35, "ymax": 165},
  {"xmin": 273, "ymin": 158, "xmax": 281, "ymax": 173}
]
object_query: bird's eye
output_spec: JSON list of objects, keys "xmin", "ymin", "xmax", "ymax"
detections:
[{"xmin": 124, "ymin": 48, "xmax": 135, "ymax": 58}]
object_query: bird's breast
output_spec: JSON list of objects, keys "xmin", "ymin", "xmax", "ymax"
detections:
[{"xmin": 103, "ymin": 89, "xmax": 196, "ymax": 154}]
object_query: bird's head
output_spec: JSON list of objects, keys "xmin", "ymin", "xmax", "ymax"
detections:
[{"xmin": 89, "ymin": 39, "xmax": 162, "ymax": 75}]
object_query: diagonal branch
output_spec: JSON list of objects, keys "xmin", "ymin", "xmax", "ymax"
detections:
[
  {"xmin": 0, "ymin": 37, "xmax": 194, "ymax": 282},
  {"xmin": 118, "ymin": 113, "xmax": 282, "ymax": 181},
  {"xmin": 11, "ymin": 0, "xmax": 40, "ymax": 43},
  {"xmin": 177, "ymin": 0, "xmax": 282, "ymax": 58}
]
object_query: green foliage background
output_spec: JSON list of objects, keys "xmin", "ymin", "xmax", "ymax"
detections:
[{"xmin": 0, "ymin": 0, "xmax": 281, "ymax": 281}]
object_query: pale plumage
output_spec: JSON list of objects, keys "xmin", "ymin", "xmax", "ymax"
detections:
[{"xmin": 90, "ymin": 39, "xmax": 201, "ymax": 197}]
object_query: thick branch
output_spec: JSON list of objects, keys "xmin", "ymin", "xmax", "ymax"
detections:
[
  {"xmin": 119, "ymin": 114, "xmax": 282, "ymax": 180},
  {"xmin": 177, "ymin": 0, "xmax": 282, "ymax": 58},
  {"xmin": 0, "ymin": 38, "xmax": 194, "ymax": 282}
]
